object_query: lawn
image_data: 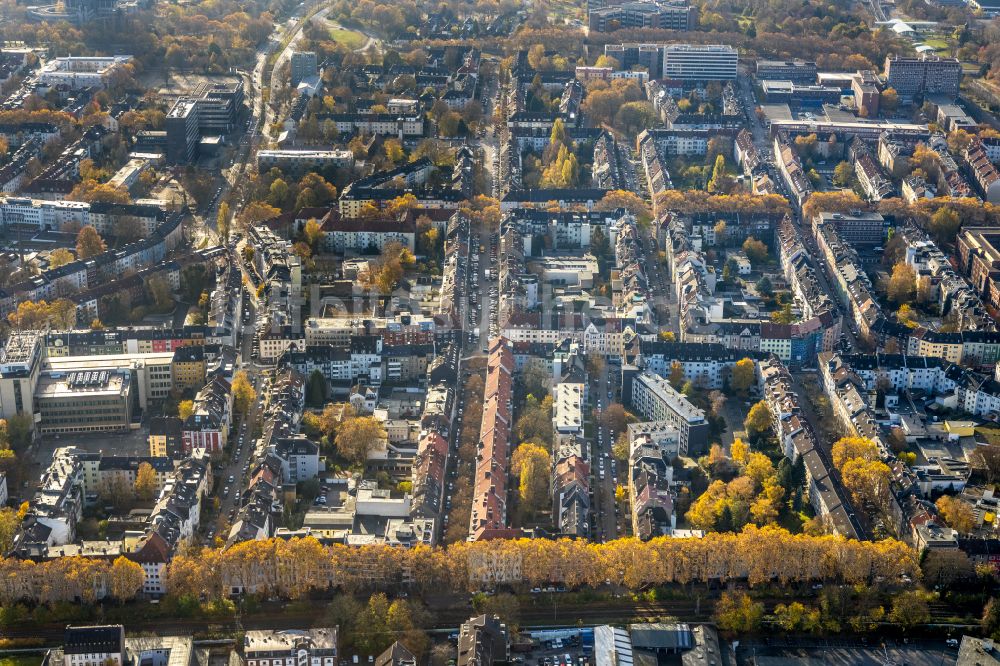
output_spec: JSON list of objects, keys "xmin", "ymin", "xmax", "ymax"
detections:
[
  {"xmin": 977, "ymin": 424, "xmax": 1000, "ymax": 446},
  {"xmin": 0, "ymin": 657, "xmax": 43, "ymax": 666},
  {"xmin": 922, "ymin": 37, "xmax": 951, "ymax": 53},
  {"xmin": 328, "ymin": 26, "xmax": 366, "ymax": 50}
]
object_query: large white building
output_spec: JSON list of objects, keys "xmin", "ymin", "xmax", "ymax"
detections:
[
  {"xmin": 257, "ymin": 150, "xmax": 354, "ymax": 173},
  {"xmin": 662, "ymin": 45, "xmax": 738, "ymax": 81},
  {"xmin": 242, "ymin": 629, "xmax": 338, "ymax": 666},
  {"xmin": 39, "ymin": 56, "xmax": 133, "ymax": 89}
]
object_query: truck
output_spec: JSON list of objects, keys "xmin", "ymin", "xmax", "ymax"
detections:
[
  {"xmin": 474, "ymin": 327, "xmax": 480, "ymax": 338},
  {"xmin": 485, "ymin": 269, "xmax": 491, "ymax": 280}
]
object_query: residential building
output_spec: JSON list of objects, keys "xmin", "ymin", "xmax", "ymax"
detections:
[
  {"xmin": 290, "ymin": 51, "xmax": 318, "ymax": 86},
  {"xmin": 589, "ymin": 1, "xmax": 697, "ymax": 32},
  {"xmin": 242, "ymin": 629, "xmax": 338, "ymax": 666},
  {"xmin": 626, "ymin": 371, "xmax": 709, "ymax": 455},
  {"xmin": 257, "ymin": 150, "xmax": 354, "ymax": 173},
  {"xmin": 38, "ymin": 56, "xmax": 133, "ymax": 88},
  {"xmin": 457, "ymin": 615, "xmax": 509, "ymax": 666},
  {"xmin": 62, "ymin": 625, "xmax": 125, "ymax": 666},
  {"xmin": 884, "ymin": 54, "xmax": 962, "ymax": 101}
]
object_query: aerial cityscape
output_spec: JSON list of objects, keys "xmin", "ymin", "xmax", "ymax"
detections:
[{"xmin": 3, "ymin": 0, "xmax": 1000, "ymax": 662}]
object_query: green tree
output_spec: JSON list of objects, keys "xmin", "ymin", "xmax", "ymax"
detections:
[
  {"xmin": 707, "ymin": 154, "xmax": 733, "ymax": 194},
  {"xmin": 306, "ymin": 370, "xmax": 327, "ymax": 408},
  {"xmin": 754, "ymin": 276, "xmax": 773, "ymax": 297}
]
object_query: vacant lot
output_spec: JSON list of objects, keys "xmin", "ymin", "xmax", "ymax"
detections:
[{"xmin": 329, "ymin": 26, "xmax": 366, "ymax": 49}]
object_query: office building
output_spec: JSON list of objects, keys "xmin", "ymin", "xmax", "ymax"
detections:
[
  {"xmin": 290, "ymin": 51, "xmax": 318, "ymax": 86},
  {"xmin": 165, "ymin": 99, "xmax": 199, "ymax": 164},
  {"xmin": 35, "ymin": 369, "xmax": 136, "ymax": 435},
  {"xmin": 164, "ymin": 80, "xmax": 245, "ymax": 162},
  {"xmin": 755, "ymin": 60, "xmax": 817, "ymax": 85},
  {"xmin": 884, "ymin": 54, "xmax": 962, "ymax": 101},
  {"xmin": 604, "ymin": 43, "xmax": 667, "ymax": 79},
  {"xmin": 662, "ymin": 44, "xmax": 737, "ymax": 81}
]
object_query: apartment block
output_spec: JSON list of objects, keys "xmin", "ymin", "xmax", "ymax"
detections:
[{"xmin": 626, "ymin": 371, "xmax": 709, "ymax": 455}]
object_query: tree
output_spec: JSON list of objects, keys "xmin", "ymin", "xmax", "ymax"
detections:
[
  {"xmin": 831, "ymin": 436, "xmax": 879, "ymax": 470},
  {"xmin": 217, "ymin": 202, "xmax": 230, "ymax": 241},
  {"xmin": 306, "ymin": 370, "xmax": 327, "ymax": 408},
  {"xmin": 303, "ymin": 218, "xmax": 323, "ymax": 250},
  {"xmin": 841, "ymin": 458, "xmax": 891, "ymax": 508},
  {"xmin": 715, "ymin": 591, "xmax": 764, "ymax": 633},
  {"xmin": 770, "ymin": 302, "xmax": 794, "ymax": 324},
  {"xmin": 239, "ymin": 201, "xmax": 282, "ymax": 228},
  {"xmin": 49, "ymin": 248, "xmax": 74, "ymax": 268},
  {"xmin": 612, "ymin": 433, "xmax": 629, "ymax": 462},
  {"xmin": 897, "ymin": 303, "xmax": 917, "ymax": 327},
  {"xmin": 833, "ymin": 161, "xmax": 855, "ymax": 188},
  {"xmin": 68, "ymin": 180, "xmax": 130, "ymax": 204},
  {"xmin": 599, "ymin": 403, "xmax": 634, "ymax": 434},
  {"xmin": 984, "ymin": 597, "xmax": 1000, "ymax": 639},
  {"xmin": 744, "ymin": 401, "xmax": 771, "ymax": 437},
  {"xmin": 731, "ymin": 438, "xmax": 749, "ymax": 464},
  {"xmin": 880, "ymin": 87, "xmax": 899, "ymax": 113},
  {"xmin": 146, "ymin": 275, "xmax": 174, "ymax": 312},
  {"xmin": 335, "ymin": 416, "xmax": 386, "ymax": 465},
  {"xmin": 76, "ymin": 225, "xmax": 107, "ymax": 259},
  {"xmin": 668, "ymin": 361, "xmax": 685, "ymax": 388},
  {"xmin": 922, "ymin": 548, "xmax": 975, "ymax": 588},
  {"xmin": 889, "ymin": 591, "xmax": 930, "ymax": 628},
  {"xmin": 936, "ymin": 495, "xmax": 975, "ymax": 534},
  {"xmin": 928, "ymin": 207, "xmax": 961, "ymax": 245},
  {"xmin": 511, "ymin": 443, "xmax": 549, "ymax": 515},
  {"xmin": 134, "ymin": 462, "xmax": 158, "ymax": 501},
  {"xmin": 730, "ymin": 358, "xmax": 755, "ymax": 395},
  {"xmin": 0, "ymin": 507, "xmax": 19, "ymax": 554},
  {"xmin": 887, "ymin": 262, "xmax": 916, "ymax": 304},
  {"xmin": 947, "ymin": 129, "xmax": 973, "ymax": 156},
  {"xmin": 595, "ymin": 190, "xmax": 652, "ymax": 220},
  {"xmin": 707, "ymin": 154, "xmax": 733, "ymax": 194},
  {"xmin": 742, "ymin": 237, "xmax": 768, "ymax": 264},
  {"xmin": 754, "ymin": 276, "xmax": 773, "ymax": 297},
  {"xmin": 232, "ymin": 370, "xmax": 255, "ymax": 416},
  {"xmin": 178, "ymin": 400, "xmax": 194, "ymax": 421},
  {"xmin": 109, "ymin": 556, "xmax": 145, "ymax": 603},
  {"xmin": 383, "ymin": 139, "xmax": 405, "ymax": 165}
]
